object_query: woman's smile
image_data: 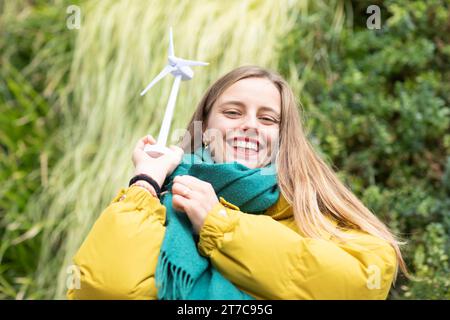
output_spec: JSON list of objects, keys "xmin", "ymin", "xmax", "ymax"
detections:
[{"xmin": 227, "ymin": 136, "xmax": 262, "ymax": 161}]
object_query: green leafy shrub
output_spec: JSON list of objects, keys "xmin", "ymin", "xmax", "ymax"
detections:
[
  {"xmin": 0, "ymin": 0, "xmax": 76, "ymax": 299},
  {"xmin": 279, "ymin": 0, "xmax": 450, "ymax": 299},
  {"xmin": 1, "ymin": 0, "xmax": 448, "ymax": 300}
]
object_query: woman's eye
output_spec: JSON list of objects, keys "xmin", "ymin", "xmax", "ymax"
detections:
[
  {"xmin": 260, "ymin": 117, "xmax": 278, "ymax": 124},
  {"xmin": 224, "ymin": 111, "xmax": 241, "ymax": 116}
]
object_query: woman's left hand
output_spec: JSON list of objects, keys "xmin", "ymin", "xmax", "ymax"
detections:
[{"xmin": 172, "ymin": 175, "xmax": 219, "ymax": 234}]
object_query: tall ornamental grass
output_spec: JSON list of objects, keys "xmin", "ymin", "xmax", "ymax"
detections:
[
  {"xmin": 0, "ymin": 0, "xmax": 77, "ymax": 299},
  {"xmin": 29, "ymin": 0, "xmax": 309, "ymax": 299}
]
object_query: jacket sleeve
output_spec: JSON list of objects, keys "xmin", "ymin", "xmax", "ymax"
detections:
[
  {"xmin": 67, "ymin": 185, "xmax": 166, "ymax": 300},
  {"xmin": 197, "ymin": 198, "xmax": 398, "ymax": 300}
]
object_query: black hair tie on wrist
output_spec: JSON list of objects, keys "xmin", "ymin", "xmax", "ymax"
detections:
[{"xmin": 129, "ymin": 174, "xmax": 161, "ymax": 197}]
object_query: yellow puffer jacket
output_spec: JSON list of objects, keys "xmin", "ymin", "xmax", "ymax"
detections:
[{"xmin": 67, "ymin": 185, "xmax": 397, "ymax": 300}]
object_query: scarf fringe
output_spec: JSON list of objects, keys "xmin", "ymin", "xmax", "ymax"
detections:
[{"xmin": 155, "ymin": 251, "xmax": 195, "ymax": 300}]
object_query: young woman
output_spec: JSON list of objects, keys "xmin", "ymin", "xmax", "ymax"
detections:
[{"xmin": 67, "ymin": 66, "xmax": 407, "ymax": 300}]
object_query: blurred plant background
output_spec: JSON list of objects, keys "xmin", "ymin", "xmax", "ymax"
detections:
[{"xmin": 0, "ymin": 0, "xmax": 448, "ymax": 299}]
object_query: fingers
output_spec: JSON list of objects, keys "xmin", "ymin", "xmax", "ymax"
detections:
[
  {"xmin": 142, "ymin": 134, "xmax": 156, "ymax": 149},
  {"xmin": 146, "ymin": 134, "xmax": 157, "ymax": 144},
  {"xmin": 172, "ymin": 185, "xmax": 212, "ymax": 235},
  {"xmin": 172, "ymin": 194, "xmax": 191, "ymax": 212},
  {"xmin": 136, "ymin": 134, "xmax": 156, "ymax": 150},
  {"xmin": 172, "ymin": 182, "xmax": 193, "ymax": 199},
  {"xmin": 173, "ymin": 175, "xmax": 213, "ymax": 193}
]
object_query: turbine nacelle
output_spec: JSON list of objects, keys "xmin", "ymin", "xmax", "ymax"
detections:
[
  {"xmin": 168, "ymin": 57, "xmax": 194, "ymax": 80},
  {"xmin": 140, "ymin": 28, "xmax": 208, "ymax": 96}
]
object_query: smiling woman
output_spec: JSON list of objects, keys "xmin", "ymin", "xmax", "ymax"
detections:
[
  {"xmin": 67, "ymin": 65, "xmax": 408, "ymax": 300},
  {"xmin": 202, "ymin": 77, "xmax": 281, "ymax": 168}
]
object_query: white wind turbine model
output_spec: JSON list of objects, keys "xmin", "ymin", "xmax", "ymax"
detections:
[{"xmin": 140, "ymin": 27, "xmax": 208, "ymax": 157}]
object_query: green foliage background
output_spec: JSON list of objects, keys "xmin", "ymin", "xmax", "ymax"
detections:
[
  {"xmin": 279, "ymin": 0, "xmax": 450, "ymax": 299},
  {"xmin": 0, "ymin": 0, "xmax": 449, "ymax": 299}
]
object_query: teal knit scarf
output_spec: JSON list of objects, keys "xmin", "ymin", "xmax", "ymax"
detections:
[{"xmin": 155, "ymin": 147, "xmax": 279, "ymax": 299}]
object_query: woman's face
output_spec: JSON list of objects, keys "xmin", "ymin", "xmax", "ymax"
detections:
[{"xmin": 204, "ymin": 77, "xmax": 281, "ymax": 169}]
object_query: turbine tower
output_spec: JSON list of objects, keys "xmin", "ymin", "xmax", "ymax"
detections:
[{"xmin": 140, "ymin": 27, "xmax": 208, "ymax": 157}]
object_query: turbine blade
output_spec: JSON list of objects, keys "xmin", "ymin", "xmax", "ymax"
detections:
[
  {"xmin": 173, "ymin": 57, "xmax": 209, "ymax": 67},
  {"xmin": 140, "ymin": 65, "xmax": 175, "ymax": 96},
  {"xmin": 168, "ymin": 27, "xmax": 174, "ymax": 57}
]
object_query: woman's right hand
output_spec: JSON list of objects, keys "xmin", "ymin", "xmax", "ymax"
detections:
[{"xmin": 132, "ymin": 135, "xmax": 184, "ymax": 188}]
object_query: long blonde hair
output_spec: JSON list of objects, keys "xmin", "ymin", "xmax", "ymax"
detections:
[{"xmin": 180, "ymin": 65, "xmax": 408, "ymax": 281}]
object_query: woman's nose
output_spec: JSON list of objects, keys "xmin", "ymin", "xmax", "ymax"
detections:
[{"xmin": 240, "ymin": 115, "xmax": 259, "ymax": 132}]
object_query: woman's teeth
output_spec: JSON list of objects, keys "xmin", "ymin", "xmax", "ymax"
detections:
[{"xmin": 232, "ymin": 140, "xmax": 258, "ymax": 152}]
